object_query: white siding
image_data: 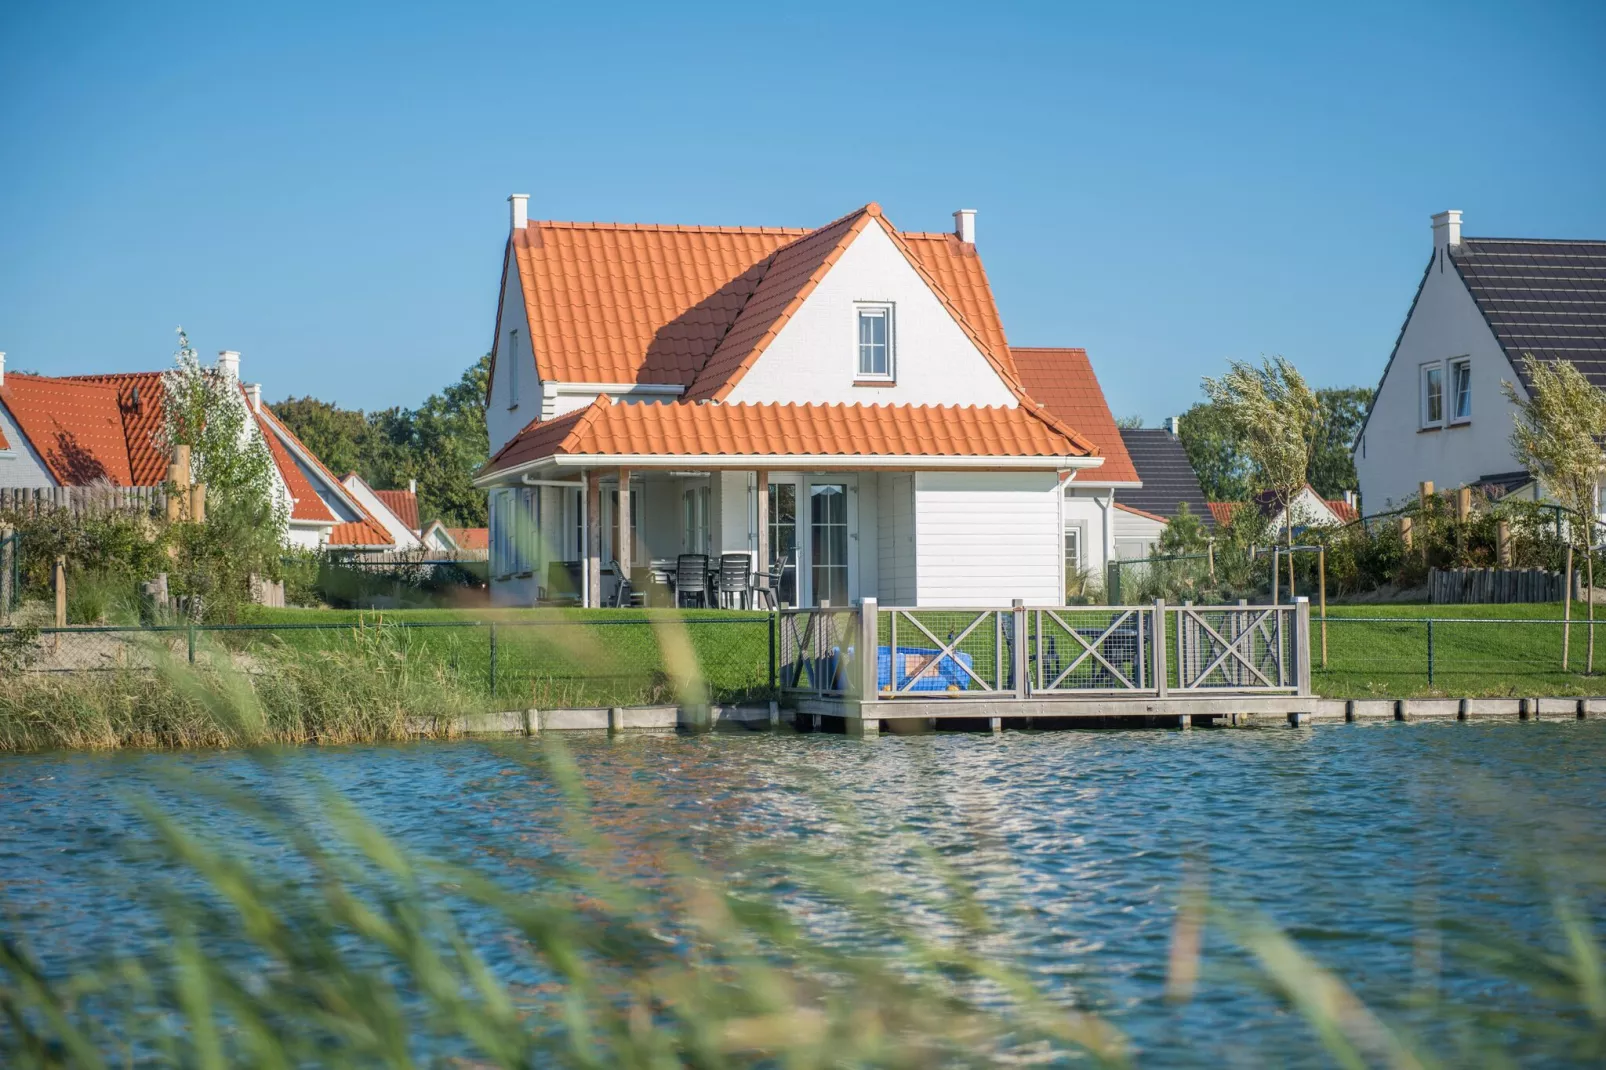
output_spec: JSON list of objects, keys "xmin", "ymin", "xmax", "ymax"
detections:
[
  {"xmin": 340, "ymin": 476, "xmax": 420, "ymax": 550},
  {"xmin": 1355, "ymin": 249, "xmax": 1526, "ymax": 510},
  {"xmin": 487, "ymin": 263, "xmax": 539, "ymax": 458},
  {"xmin": 1062, "ymin": 491, "xmax": 1111, "ymax": 579},
  {"xmin": 855, "ymin": 473, "xmax": 878, "ymax": 602},
  {"xmin": 723, "ymin": 223, "xmax": 1019, "ymax": 408},
  {"xmin": 876, "ymin": 472, "xmax": 915, "ymax": 604},
  {"xmin": 0, "ymin": 400, "xmax": 58, "ymax": 488},
  {"xmin": 914, "ymin": 471, "xmax": 1061, "ymax": 606},
  {"xmin": 1113, "ymin": 508, "xmax": 1167, "ymax": 559}
]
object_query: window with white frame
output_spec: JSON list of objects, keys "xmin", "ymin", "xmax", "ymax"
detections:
[
  {"xmin": 856, "ymin": 304, "xmax": 894, "ymax": 380},
  {"xmin": 507, "ymin": 329, "xmax": 520, "ymax": 409},
  {"xmin": 1420, "ymin": 362, "xmax": 1444, "ymax": 428},
  {"xmin": 1450, "ymin": 358, "xmax": 1471, "ymax": 423},
  {"xmin": 682, "ymin": 486, "xmax": 709, "ymax": 554},
  {"xmin": 1064, "ymin": 525, "xmax": 1083, "ymax": 576}
]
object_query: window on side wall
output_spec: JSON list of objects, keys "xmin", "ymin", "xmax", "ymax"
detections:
[
  {"xmin": 856, "ymin": 304, "xmax": 894, "ymax": 381},
  {"xmin": 1449, "ymin": 358, "xmax": 1471, "ymax": 424},
  {"xmin": 507, "ymin": 330, "xmax": 520, "ymax": 410},
  {"xmin": 1064, "ymin": 525, "xmax": 1083, "ymax": 577},
  {"xmin": 1420, "ymin": 362, "xmax": 1444, "ymax": 428}
]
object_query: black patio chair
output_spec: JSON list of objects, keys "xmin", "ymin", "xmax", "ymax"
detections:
[
  {"xmin": 753, "ymin": 550, "xmax": 792, "ymax": 610},
  {"xmin": 675, "ymin": 554, "xmax": 710, "ymax": 608},
  {"xmin": 717, "ymin": 553, "xmax": 753, "ymax": 609}
]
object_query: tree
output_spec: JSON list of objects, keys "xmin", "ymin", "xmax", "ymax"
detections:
[
  {"xmin": 161, "ymin": 329, "xmax": 287, "ymax": 621},
  {"xmin": 1504, "ymin": 354, "xmax": 1606, "ymax": 672},
  {"xmin": 1176, "ymin": 401, "xmax": 1254, "ymax": 503},
  {"xmin": 1115, "ymin": 414, "xmax": 1144, "ymax": 429},
  {"xmin": 1201, "ymin": 357, "xmax": 1322, "ymax": 591},
  {"xmin": 1309, "ymin": 387, "xmax": 1373, "ymax": 500}
]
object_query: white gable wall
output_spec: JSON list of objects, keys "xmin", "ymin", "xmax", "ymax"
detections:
[
  {"xmin": 0, "ymin": 401, "xmax": 60, "ymax": 488},
  {"xmin": 914, "ymin": 472, "xmax": 1062, "ymax": 606},
  {"xmin": 488, "ymin": 262, "xmax": 539, "ymax": 458},
  {"xmin": 724, "ymin": 224, "xmax": 1019, "ymax": 407},
  {"xmin": 341, "ymin": 476, "xmax": 422, "ymax": 550},
  {"xmin": 1355, "ymin": 254, "xmax": 1526, "ymax": 511}
]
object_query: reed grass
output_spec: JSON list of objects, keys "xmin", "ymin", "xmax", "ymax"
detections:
[{"xmin": 0, "ymin": 626, "xmax": 489, "ymax": 752}]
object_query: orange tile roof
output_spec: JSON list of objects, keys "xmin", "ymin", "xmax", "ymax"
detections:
[
  {"xmin": 0, "ymin": 373, "xmax": 139, "ymax": 485},
  {"xmin": 484, "ymin": 397, "xmax": 1092, "ymax": 476},
  {"xmin": 66, "ymin": 372, "xmax": 171, "ymax": 485},
  {"xmin": 257, "ymin": 405, "xmax": 394, "ymax": 547},
  {"xmin": 1011, "ymin": 348, "xmax": 1140, "ymax": 485},
  {"xmin": 373, "ymin": 488, "xmax": 419, "ymax": 531},
  {"xmin": 256, "ymin": 411, "xmax": 337, "ymax": 522},
  {"xmin": 1207, "ymin": 502, "xmax": 1242, "ymax": 526},
  {"xmin": 1325, "ymin": 499, "xmax": 1359, "ymax": 523},
  {"xmin": 447, "ymin": 527, "xmax": 488, "ymax": 551},
  {"xmin": 327, "ymin": 517, "xmax": 394, "ymax": 547},
  {"xmin": 1114, "ymin": 502, "xmax": 1169, "ymax": 524},
  {"xmin": 503, "ymin": 205, "xmax": 1029, "ymax": 396}
]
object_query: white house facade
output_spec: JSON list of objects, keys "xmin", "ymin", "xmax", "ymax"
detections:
[
  {"xmin": 474, "ymin": 199, "xmax": 1180, "ymax": 608},
  {"xmin": 1354, "ymin": 211, "xmax": 1606, "ymax": 512}
]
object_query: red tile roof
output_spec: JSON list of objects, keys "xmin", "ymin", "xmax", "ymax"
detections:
[
  {"xmin": 1011, "ymin": 348, "xmax": 1140, "ymax": 485},
  {"xmin": 1325, "ymin": 499, "xmax": 1359, "ymax": 523},
  {"xmin": 66, "ymin": 372, "xmax": 170, "ymax": 485},
  {"xmin": 327, "ymin": 518, "xmax": 393, "ymax": 547},
  {"xmin": 373, "ymin": 488, "xmax": 420, "ymax": 531},
  {"xmin": 1114, "ymin": 502, "xmax": 1169, "ymax": 524},
  {"xmin": 484, "ymin": 397, "xmax": 1093, "ymax": 476},
  {"xmin": 447, "ymin": 527, "xmax": 488, "ymax": 551},
  {"xmin": 1207, "ymin": 502, "xmax": 1242, "ymax": 526},
  {"xmin": 0, "ymin": 373, "xmax": 141, "ymax": 485},
  {"xmin": 255, "ymin": 410, "xmax": 337, "ymax": 522},
  {"xmin": 257, "ymin": 405, "xmax": 394, "ymax": 547}
]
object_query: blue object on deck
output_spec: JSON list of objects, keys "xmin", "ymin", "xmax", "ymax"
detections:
[{"xmin": 877, "ymin": 645, "xmax": 976, "ymax": 692}]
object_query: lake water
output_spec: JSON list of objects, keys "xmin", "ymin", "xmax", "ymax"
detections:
[{"xmin": 2, "ymin": 722, "xmax": 1603, "ymax": 1065}]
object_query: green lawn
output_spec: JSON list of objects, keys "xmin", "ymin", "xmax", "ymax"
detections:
[
  {"xmin": 1316, "ymin": 601, "xmax": 1606, "ymax": 698},
  {"xmin": 218, "ymin": 607, "xmax": 774, "ymax": 707}
]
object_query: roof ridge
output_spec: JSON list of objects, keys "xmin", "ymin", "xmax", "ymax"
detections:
[
  {"xmin": 528, "ymin": 219, "xmax": 814, "ymax": 236},
  {"xmin": 1463, "ymin": 236, "xmax": 1606, "ymax": 246}
]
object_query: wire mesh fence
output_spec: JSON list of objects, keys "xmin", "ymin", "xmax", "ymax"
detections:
[
  {"xmin": 0, "ymin": 615, "xmax": 777, "ymax": 708},
  {"xmin": 1316, "ymin": 616, "xmax": 1606, "ymax": 696}
]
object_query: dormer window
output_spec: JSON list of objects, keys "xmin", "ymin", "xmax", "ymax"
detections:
[{"xmin": 856, "ymin": 304, "xmax": 894, "ymax": 381}]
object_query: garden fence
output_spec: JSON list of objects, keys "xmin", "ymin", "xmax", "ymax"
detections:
[{"xmin": 1317, "ymin": 615, "xmax": 1606, "ymax": 695}]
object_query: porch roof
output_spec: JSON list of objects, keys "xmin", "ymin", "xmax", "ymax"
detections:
[{"xmin": 477, "ymin": 397, "xmax": 1103, "ymax": 483}]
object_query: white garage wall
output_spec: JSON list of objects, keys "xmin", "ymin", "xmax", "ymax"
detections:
[{"xmin": 914, "ymin": 471, "xmax": 1061, "ymax": 606}]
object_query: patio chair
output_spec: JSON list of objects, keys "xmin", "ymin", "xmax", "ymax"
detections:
[
  {"xmin": 675, "ymin": 554, "xmax": 710, "ymax": 608},
  {"xmin": 753, "ymin": 550, "xmax": 792, "ymax": 610},
  {"xmin": 543, "ymin": 560, "xmax": 582, "ymax": 605},
  {"xmin": 608, "ymin": 560, "xmax": 647, "ymax": 608},
  {"xmin": 717, "ymin": 553, "xmax": 753, "ymax": 609}
]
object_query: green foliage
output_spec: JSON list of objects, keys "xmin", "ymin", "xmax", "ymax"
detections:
[
  {"xmin": 271, "ymin": 355, "xmax": 491, "ymax": 527},
  {"xmin": 0, "ymin": 506, "xmax": 168, "ymax": 614},
  {"xmin": 1201, "ymin": 358, "xmax": 1322, "ymax": 547},
  {"xmin": 1114, "ymin": 414, "xmax": 1144, "ymax": 429},
  {"xmin": 1505, "ymin": 354, "xmax": 1606, "ymax": 547},
  {"xmin": 1178, "ymin": 383, "xmax": 1373, "ymax": 503},
  {"xmin": 1157, "ymin": 502, "xmax": 1208, "ymax": 555}
]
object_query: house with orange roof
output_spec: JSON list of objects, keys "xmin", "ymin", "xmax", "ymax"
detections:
[
  {"xmin": 0, "ymin": 350, "xmax": 392, "ymax": 552},
  {"xmin": 475, "ymin": 198, "xmax": 1146, "ymax": 607}
]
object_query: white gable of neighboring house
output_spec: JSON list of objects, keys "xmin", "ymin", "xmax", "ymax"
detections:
[
  {"xmin": 722, "ymin": 223, "xmax": 1019, "ymax": 408},
  {"xmin": 487, "ymin": 259, "xmax": 539, "ymax": 458},
  {"xmin": 1353, "ymin": 215, "xmax": 1530, "ymax": 511},
  {"xmin": 1264, "ymin": 487, "xmax": 1343, "ymax": 533},
  {"xmin": 419, "ymin": 520, "xmax": 457, "ymax": 552},
  {"xmin": 340, "ymin": 474, "xmax": 423, "ymax": 550},
  {"xmin": 1113, "ymin": 504, "xmax": 1167, "ymax": 560}
]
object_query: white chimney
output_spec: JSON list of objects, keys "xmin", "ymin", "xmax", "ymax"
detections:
[
  {"xmin": 0, "ymin": 351, "xmax": 6, "ymax": 387},
  {"xmin": 217, "ymin": 350, "xmax": 240, "ymax": 381},
  {"xmin": 408, "ymin": 478, "xmax": 417, "ymax": 495},
  {"xmin": 1432, "ymin": 209, "xmax": 1462, "ymax": 252},
  {"xmin": 246, "ymin": 383, "xmax": 262, "ymax": 413},
  {"xmin": 509, "ymin": 193, "xmax": 529, "ymax": 233},
  {"xmin": 1167, "ymin": 415, "xmax": 1180, "ymax": 437},
  {"xmin": 953, "ymin": 208, "xmax": 976, "ymax": 244}
]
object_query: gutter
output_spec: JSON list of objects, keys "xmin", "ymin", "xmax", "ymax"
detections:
[{"xmin": 476, "ymin": 453, "xmax": 1106, "ymax": 487}]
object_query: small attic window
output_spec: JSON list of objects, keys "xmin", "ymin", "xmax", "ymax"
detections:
[
  {"xmin": 508, "ymin": 329, "xmax": 520, "ymax": 410},
  {"xmin": 856, "ymin": 304, "xmax": 894, "ymax": 381}
]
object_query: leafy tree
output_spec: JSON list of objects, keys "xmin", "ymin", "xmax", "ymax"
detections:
[
  {"xmin": 1201, "ymin": 357, "xmax": 1322, "ymax": 575},
  {"xmin": 1504, "ymin": 354, "xmax": 1606, "ymax": 671},
  {"xmin": 264, "ymin": 396, "xmax": 376, "ymax": 479},
  {"xmin": 1309, "ymin": 387, "xmax": 1373, "ymax": 500},
  {"xmin": 1177, "ymin": 401, "xmax": 1254, "ymax": 503},
  {"xmin": 1114, "ymin": 414, "xmax": 1144, "ymax": 429},
  {"xmin": 1157, "ymin": 502, "xmax": 1208, "ymax": 555}
]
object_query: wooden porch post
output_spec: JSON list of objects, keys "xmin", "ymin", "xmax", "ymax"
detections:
[
  {"xmin": 755, "ymin": 470, "xmax": 769, "ymax": 581},
  {"xmin": 616, "ymin": 467, "xmax": 632, "ymax": 578},
  {"xmin": 585, "ymin": 470, "xmax": 602, "ymax": 608}
]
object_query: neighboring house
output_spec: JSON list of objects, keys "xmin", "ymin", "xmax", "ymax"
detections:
[
  {"xmin": 474, "ymin": 198, "xmax": 1119, "ymax": 608},
  {"xmin": 1251, "ymin": 486, "xmax": 1351, "ymax": 533},
  {"xmin": 0, "ymin": 351, "xmax": 391, "ymax": 550},
  {"xmin": 341, "ymin": 473, "xmax": 424, "ymax": 551},
  {"xmin": 418, "ymin": 519, "xmax": 459, "ymax": 552},
  {"xmin": 443, "ymin": 527, "xmax": 488, "ymax": 553},
  {"xmin": 1012, "ymin": 347, "xmax": 1140, "ymax": 583},
  {"xmin": 1114, "ymin": 421, "xmax": 1216, "ymax": 558},
  {"xmin": 1353, "ymin": 211, "xmax": 1606, "ymax": 511}
]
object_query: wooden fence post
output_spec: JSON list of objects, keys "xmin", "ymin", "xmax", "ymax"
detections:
[
  {"xmin": 1497, "ymin": 520, "xmax": 1512, "ymax": 567},
  {"xmin": 1318, "ymin": 546, "xmax": 1327, "ymax": 668}
]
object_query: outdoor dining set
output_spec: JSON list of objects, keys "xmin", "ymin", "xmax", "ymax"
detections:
[{"xmin": 542, "ymin": 552, "xmax": 793, "ymax": 609}]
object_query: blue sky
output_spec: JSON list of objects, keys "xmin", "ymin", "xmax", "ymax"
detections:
[{"xmin": 1, "ymin": 1, "xmax": 1602, "ymax": 421}]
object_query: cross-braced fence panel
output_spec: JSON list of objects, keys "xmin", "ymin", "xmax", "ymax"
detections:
[
  {"xmin": 778, "ymin": 608, "xmax": 858, "ymax": 696},
  {"xmin": 1032, "ymin": 607, "xmax": 1151, "ymax": 693},
  {"xmin": 1171, "ymin": 605, "xmax": 1297, "ymax": 691}
]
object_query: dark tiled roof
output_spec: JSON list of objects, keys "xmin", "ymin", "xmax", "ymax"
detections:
[
  {"xmin": 1117, "ymin": 429, "xmax": 1215, "ymax": 527},
  {"xmin": 1474, "ymin": 469, "xmax": 1536, "ymax": 499},
  {"xmin": 1451, "ymin": 238, "xmax": 1606, "ymax": 388}
]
